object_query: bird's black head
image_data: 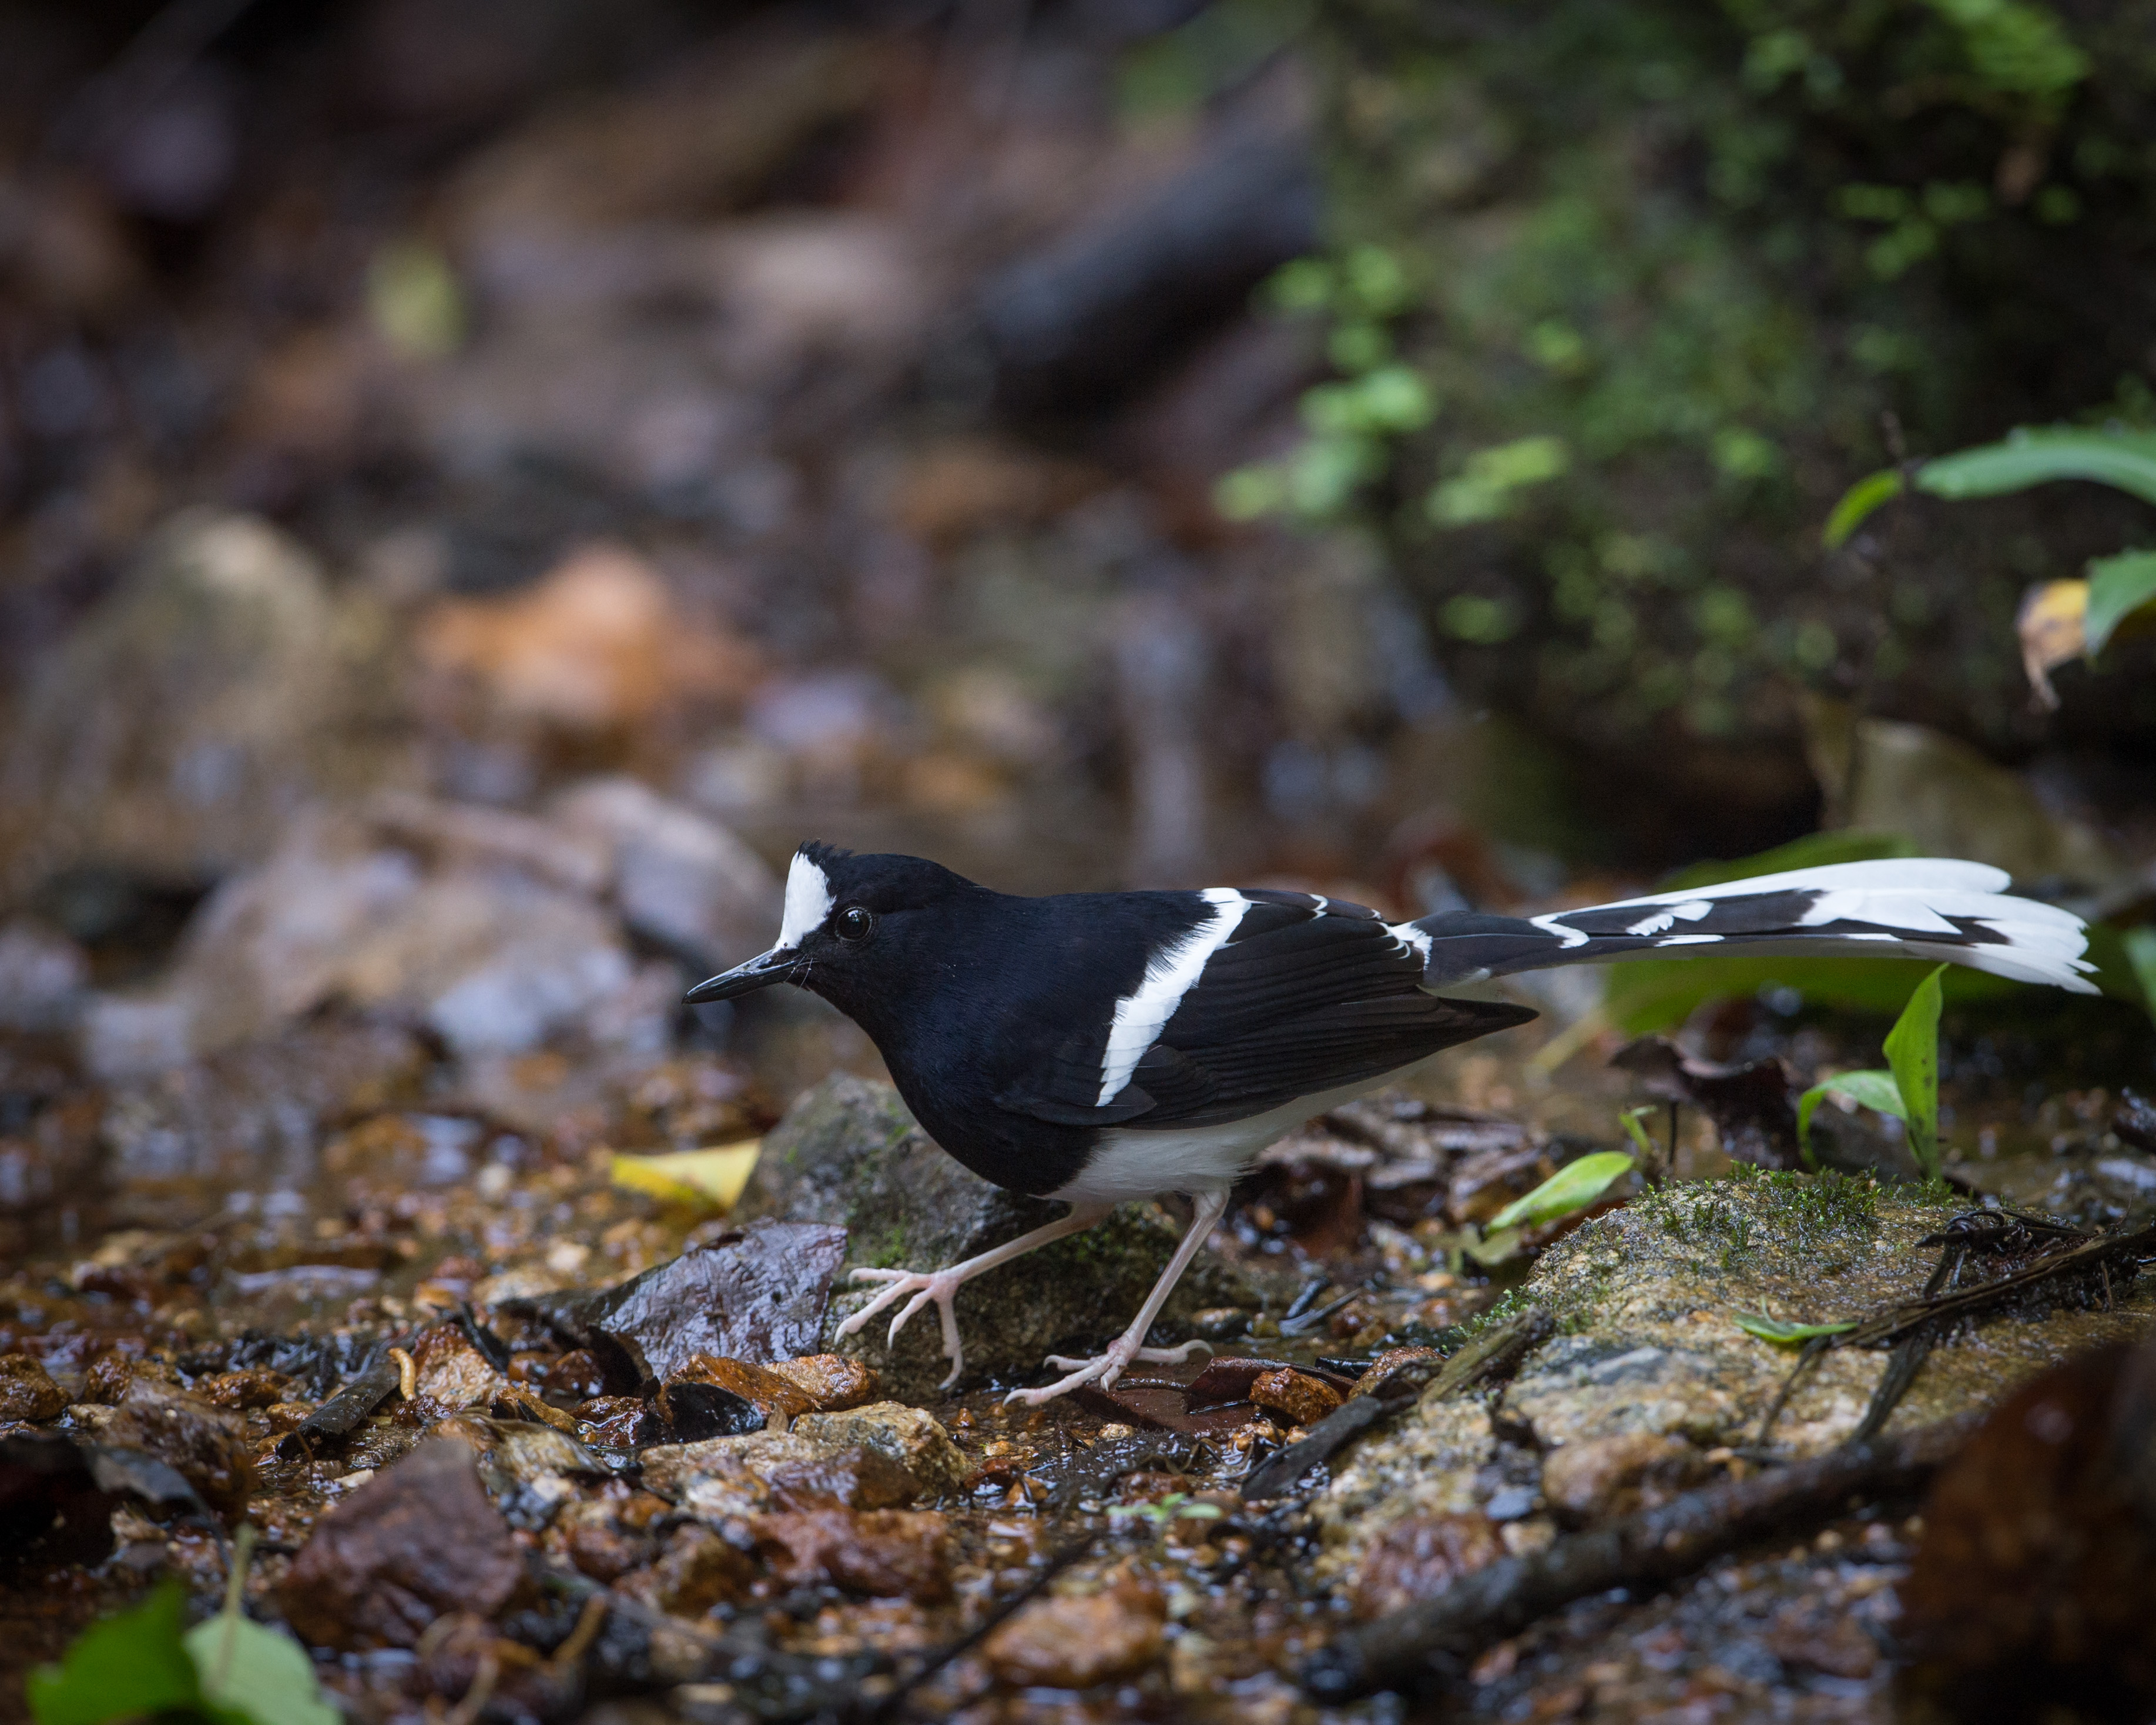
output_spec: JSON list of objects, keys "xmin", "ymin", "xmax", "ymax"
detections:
[{"xmin": 683, "ymin": 842, "xmax": 987, "ymax": 1014}]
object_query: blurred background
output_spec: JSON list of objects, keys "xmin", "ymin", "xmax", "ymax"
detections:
[{"xmin": 3, "ymin": 0, "xmax": 2155, "ymax": 1235}]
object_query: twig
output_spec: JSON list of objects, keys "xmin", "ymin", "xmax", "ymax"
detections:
[{"xmin": 1302, "ymin": 1414, "xmax": 1977, "ymax": 1701}]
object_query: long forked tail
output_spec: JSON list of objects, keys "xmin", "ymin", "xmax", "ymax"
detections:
[{"xmin": 1407, "ymin": 859, "xmax": 2097, "ymax": 993}]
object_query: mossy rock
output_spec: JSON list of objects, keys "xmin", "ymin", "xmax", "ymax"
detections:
[{"xmin": 735, "ymin": 1074, "xmax": 1256, "ymax": 1402}]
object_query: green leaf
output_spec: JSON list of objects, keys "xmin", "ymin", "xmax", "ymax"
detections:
[
  {"xmin": 1822, "ymin": 468, "xmax": 1904, "ymax": 549},
  {"xmin": 1733, "ymin": 1312, "xmax": 1857, "ymax": 1346},
  {"xmin": 2124, "ymin": 928, "xmax": 2156, "ymax": 1010},
  {"xmin": 185, "ymin": 1615, "xmax": 339, "ymax": 1725},
  {"xmin": 1462, "ymin": 1225, "xmax": 1524, "ymax": 1265},
  {"xmin": 27, "ymin": 1580, "xmax": 203, "ymax": 1725},
  {"xmin": 1486, "ymin": 1151, "xmax": 1635, "ymax": 1232},
  {"xmin": 1618, "ymin": 1106, "xmax": 1658, "ymax": 1160},
  {"xmin": 1883, "ymin": 965, "xmax": 1947, "ymax": 1180},
  {"xmin": 1913, "ymin": 426, "xmax": 2156, "ymax": 510},
  {"xmin": 2084, "ymin": 549, "xmax": 2156, "ymax": 658},
  {"xmin": 1796, "ymin": 1069, "xmax": 1906, "ymax": 1164}
]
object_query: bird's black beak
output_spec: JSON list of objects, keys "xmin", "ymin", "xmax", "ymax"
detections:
[{"xmin": 683, "ymin": 948, "xmax": 803, "ymax": 1004}]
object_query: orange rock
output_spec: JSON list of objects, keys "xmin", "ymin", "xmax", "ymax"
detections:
[
  {"xmin": 766, "ymin": 1354, "xmax": 879, "ymax": 1411},
  {"xmin": 666, "ymin": 1354, "xmax": 817, "ymax": 1424},
  {"xmin": 1249, "ymin": 1366, "xmax": 1344, "ymax": 1428},
  {"xmin": 407, "ymin": 1324, "xmax": 505, "ymax": 1418},
  {"xmin": 983, "ymin": 1581, "xmax": 1168, "ymax": 1689}
]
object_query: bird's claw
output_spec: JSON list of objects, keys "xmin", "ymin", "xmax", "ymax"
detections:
[
  {"xmin": 1002, "ymin": 1337, "xmax": 1213, "ymax": 1407},
  {"xmin": 834, "ymin": 1265, "xmax": 967, "ymax": 1387}
]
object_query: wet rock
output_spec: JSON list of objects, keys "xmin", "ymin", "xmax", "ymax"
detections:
[
  {"xmin": 733, "ymin": 1075, "xmax": 1255, "ymax": 1399},
  {"xmin": 0, "ymin": 1352, "xmax": 68, "ymax": 1422},
  {"xmin": 982, "ymin": 1580, "xmax": 1167, "ymax": 1689},
  {"xmin": 1352, "ymin": 1510, "xmax": 1505, "ymax": 1619},
  {"xmin": 1539, "ymin": 1431, "xmax": 1708, "ymax": 1525},
  {"xmin": 616, "ymin": 1523, "xmax": 757, "ymax": 1617},
  {"xmin": 82, "ymin": 1381, "xmax": 253, "ymax": 1515},
  {"xmin": 641, "ymin": 1417, "xmax": 946, "ymax": 1519},
  {"xmin": 766, "ymin": 1445, "xmax": 921, "ymax": 1512},
  {"xmin": 509, "ymin": 1220, "xmax": 847, "ymax": 1384},
  {"xmin": 749, "ymin": 1507, "xmax": 951, "ymax": 1600},
  {"xmin": 790, "ymin": 1404, "xmax": 965, "ymax": 1498},
  {"xmin": 279, "ymin": 1437, "xmax": 524, "ymax": 1650},
  {"xmin": 1250, "ymin": 1366, "xmax": 1344, "ymax": 1428},
  {"xmin": 766, "ymin": 1354, "xmax": 878, "ymax": 1412},
  {"xmin": 0, "ymin": 510, "xmax": 404, "ymax": 899},
  {"xmin": 193, "ymin": 1368, "xmax": 292, "ymax": 1411},
  {"xmin": 79, "ymin": 1354, "xmax": 135, "ymax": 1405},
  {"xmin": 576, "ymin": 1396, "xmax": 663, "ymax": 1448},
  {"xmin": 407, "ymin": 1324, "xmax": 507, "ymax": 1418},
  {"xmin": 549, "ymin": 776, "xmax": 780, "ymax": 972},
  {"xmin": 664, "ymin": 1354, "xmax": 814, "ymax": 1428},
  {"xmin": 98, "ymin": 1019, "xmax": 427, "ymax": 1180},
  {"xmin": 488, "ymin": 1382, "xmax": 584, "ymax": 1436}
]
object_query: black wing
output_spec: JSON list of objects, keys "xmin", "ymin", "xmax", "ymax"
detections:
[{"xmin": 997, "ymin": 890, "xmax": 1535, "ymax": 1131}]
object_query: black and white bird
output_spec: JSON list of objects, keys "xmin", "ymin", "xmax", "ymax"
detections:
[{"xmin": 686, "ymin": 845, "xmax": 2094, "ymax": 1403}]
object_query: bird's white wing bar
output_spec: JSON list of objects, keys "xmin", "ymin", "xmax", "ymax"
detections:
[
  {"xmin": 775, "ymin": 850, "xmax": 835, "ymax": 950},
  {"xmin": 1095, "ymin": 889, "xmax": 1249, "ymax": 1107}
]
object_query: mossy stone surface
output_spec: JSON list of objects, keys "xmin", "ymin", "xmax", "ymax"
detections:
[
  {"xmin": 1313, "ymin": 1171, "xmax": 2156, "ymax": 1579},
  {"xmin": 734, "ymin": 1074, "xmax": 1255, "ymax": 1401}
]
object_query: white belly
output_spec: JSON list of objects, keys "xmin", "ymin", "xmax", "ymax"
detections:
[{"xmin": 1050, "ymin": 1075, "xmax": 1396, "ymax": 1206}]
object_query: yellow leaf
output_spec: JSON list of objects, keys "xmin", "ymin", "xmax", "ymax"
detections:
[
  {"xmin": 609, "ymin": 1142, "xmax": 760, "ymax": 1212},
  {"xmin": 2014, "ymin": 579, "xmax": 2086, "ymax": 710}
]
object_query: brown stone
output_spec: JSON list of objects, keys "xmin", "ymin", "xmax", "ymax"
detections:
[
  {"xmin": 277, "ymin": 1438, "xmax": 525, "ymax": 1650},
  {"xmin": 99, "ymin": 1381, "xmax": 254, "ymax": 1514},
  {"xmin": 79, "ymin": 1354, "xmax": 135, "ymax": 1406},
  {"xmin": 1249, "ymin": 1366, "xmax": 1344, "ymax": 1428},
  {"xmin": 1353, "ymin": 1512, "xmax": 1505, "ymax": 1620},
  {"xmin": 575, "ymin": 1396, "xmax": 662, "ymax": 1448},
  {"xmin": 1540, "ymin": 1432, "xmax": 1706, "ymax": 1525},
  {"xmin": 488, "ymin": 1381, "xmax": 582, "ymax": 1435},
  {"xmin": 615, "ymin": 1525, "xmax": 756, "ymax": 1617},
  {"xmin": 407, "ymin": 1324, "xmax": 505, "ymax": 1418},
  {"xmin": 766, "ymin": 1445, "xmax": 921, "ymax": 1512},
  {"xmin": 766, "ymin": 1354, "xmax": 879, "ymax": 1411},
  {"xmin": 789, "ymin": 1404, "xmax": 966, "ymax": 1495},
  {"xmin": 565, "ymin": 1516, "xmax": 654, "ymax": 1583},
  {"xmin": 983, "ymin": 1582, "xmax": 1168, "ymax": 1689},
  {"xmin": 195, "ymin": 1368, "xmax": 293, "ymax": 1411},
  {"xmin": 749, "ymin": 1508, "xmax": 952, "ymax": 1601},
  {"xmin": 0, "ymin": 1352, "xmax": 67, "ymax": 1422},
  {"xmin": 668, "ymin": 1354, "xmax": 816, "ymax": 1423}
]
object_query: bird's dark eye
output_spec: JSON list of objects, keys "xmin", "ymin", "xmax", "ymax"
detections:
[{"xmin": 835, "ymin": 905, "xmax": 875, "ymax": 943}]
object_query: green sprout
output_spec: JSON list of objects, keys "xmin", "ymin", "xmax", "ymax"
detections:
[
  {"xmin": 1108, "ymin": 1491, "xmax": 1225, "ymax": 1546},
  {"xmin": 1795, "ymin": 964, "xmax": 1946, "ymax": 1177}
]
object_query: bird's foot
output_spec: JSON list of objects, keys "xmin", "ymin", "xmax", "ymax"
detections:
[
  {"xmin": 834, "ymin": 1266, "xmax": 967, "ymax": 1388},
  {"xmin": 1002, "ymin": 1337, "xmax": 1213, "ymax": 1407}
]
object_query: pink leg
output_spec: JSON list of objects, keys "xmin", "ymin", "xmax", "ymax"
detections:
[
  {"xmin": 1004, "ymin": 1189, "xmax": 1230, "ymax": 1406},
  {"xmin": 834, "ymin": 1203, "xmax": 1112, "ymax": 1389}
]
